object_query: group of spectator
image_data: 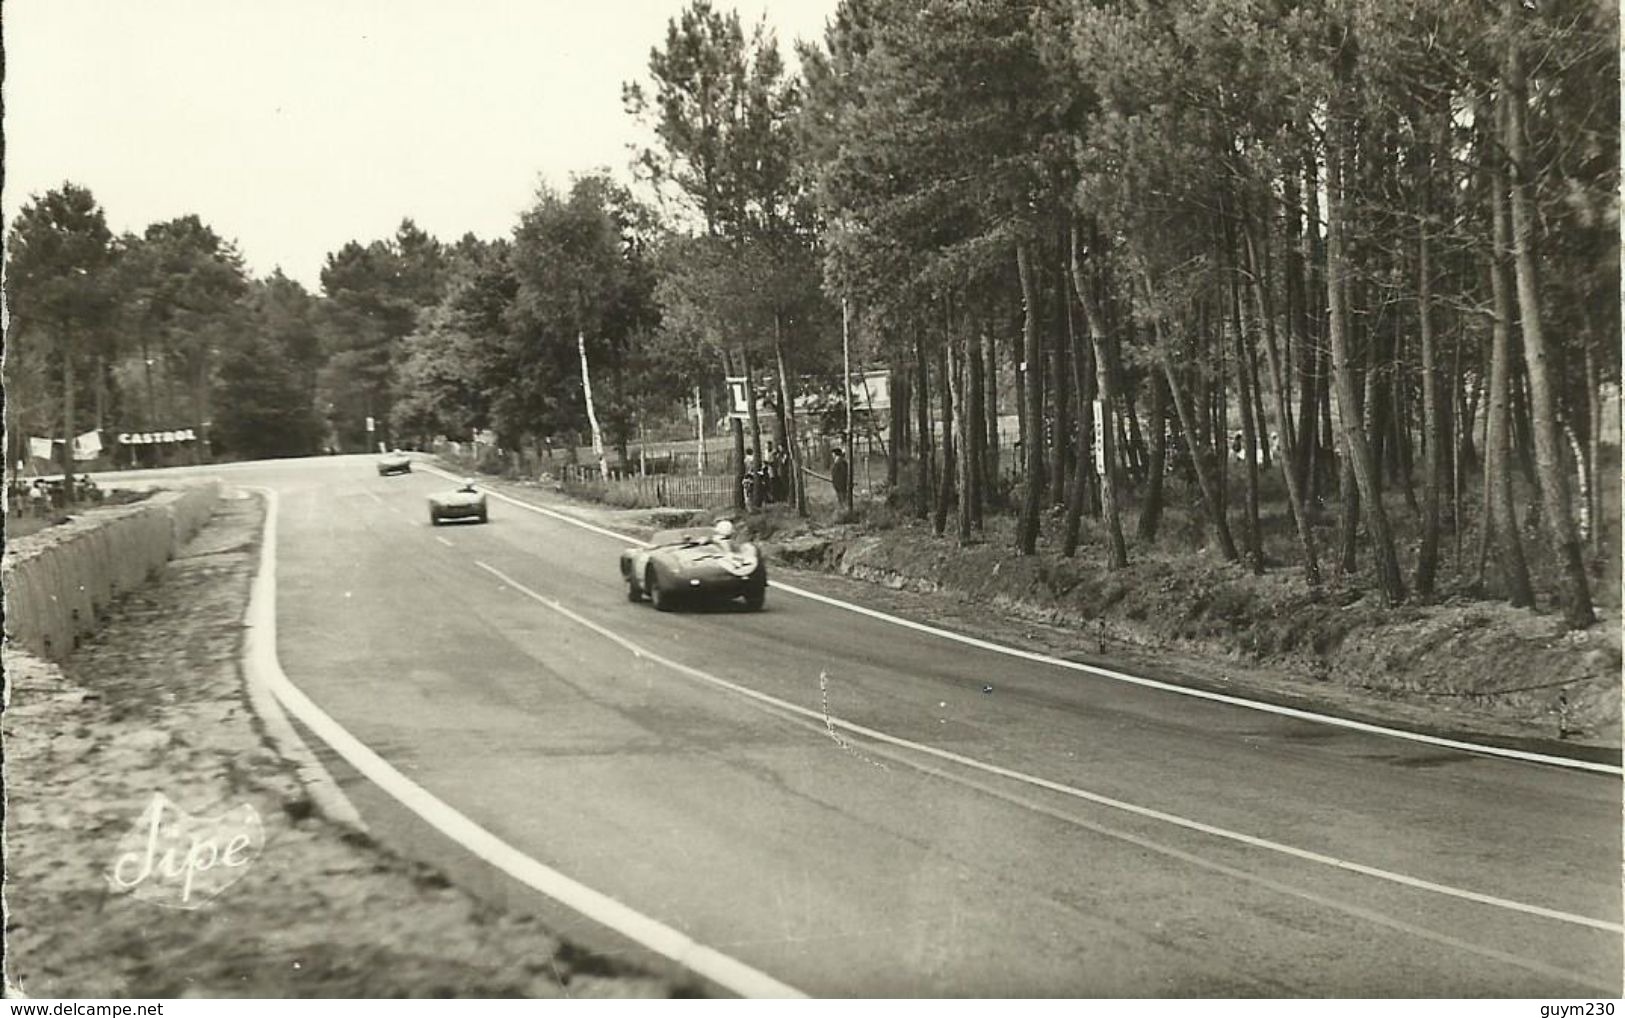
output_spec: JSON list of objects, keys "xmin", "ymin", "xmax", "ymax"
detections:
[
  {"xmin": 1228, "ymin": 430, "xmax": 1284, "ymax": 464},
  {"xmin": 740, "ymin": 442, "xmax": 856, "ymax": 512},
  {"xmin": 742, "ymin": 441, "xmax": 792, "ymax": 508},
  {"xmin": 8, "ymin": 475, "xmax": 102, "ymax": 515}
]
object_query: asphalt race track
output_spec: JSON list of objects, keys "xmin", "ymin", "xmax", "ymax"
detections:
[{"xmin": 127, "ymin": 457, "xmax": 1625, "ymax": 996}]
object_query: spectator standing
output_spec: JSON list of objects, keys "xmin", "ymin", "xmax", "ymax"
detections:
[
  {"xmin": 771, "ymin": 441, "xmax": 790, "ymax": 502},
  {"xmin": 762, "ymin": 441, "xmax": 779, "ymax": 503},
  {"xmin": 830, "ymin": 448, "xmax": 851, "ymax": 512},
  {"xmin": 743, "ymin": 446, "xmax": 761, "ymax": 508}
]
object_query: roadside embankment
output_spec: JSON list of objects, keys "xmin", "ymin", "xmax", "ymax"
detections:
[
  {"xmin": 764, "ymin": 520, "xmax": 1622, "ymax": 751},
  {"xmin": 2, "ymin": 491, "xmax": 678, "ymax": 998},
  {"xmin": 3, "ymin": 482, "xmax": 220, "ymax": 660}
]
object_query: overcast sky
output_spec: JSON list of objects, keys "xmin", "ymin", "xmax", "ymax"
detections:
[{"xmin": 4, "ymin": 1, "xmax": 841, "ymax": 291}]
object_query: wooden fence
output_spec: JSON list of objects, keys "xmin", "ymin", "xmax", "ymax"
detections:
[{"xmin": 559, "ymin": 464, "xmax": 739, "ymax": 510}]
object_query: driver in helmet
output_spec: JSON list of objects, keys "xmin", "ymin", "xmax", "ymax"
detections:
[
  {"xmin": 459, "ymin": 477, "xmax": 478, "ymax": 493},
  {"xmin": 710, "ymin": 518, "xmax": 736, "ymax": 554}
]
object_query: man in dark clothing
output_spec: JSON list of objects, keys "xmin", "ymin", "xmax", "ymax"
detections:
[
  {"xmin": 830, "ymin": 448, "xmax": 851, "ymax": 511},
  {"xmin": 771, "ymin": 442, "xmax": 790, "ymax": 502},
  {"xmin": 763, "ymin": 441, "xmax": 779, "ymax": 503}
]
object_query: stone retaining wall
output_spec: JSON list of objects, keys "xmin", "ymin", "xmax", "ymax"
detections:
[{"xmin": 3, "ymin": 482, "xmax": 221, "ymax": 660}]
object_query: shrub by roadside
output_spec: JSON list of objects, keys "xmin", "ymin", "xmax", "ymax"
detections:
[
  {"xmin": 2, "ymin": 493, "xmax": 677, "ymax": 998},
  {"xmin": 763, "ymin": 512, "xmax": 1622, "ymax": 749}
]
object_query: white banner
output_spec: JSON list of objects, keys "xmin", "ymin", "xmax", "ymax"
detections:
[
  {"xmin": 849, "ymin": 370, "xmax": 891, "ymax": 412},
  {"xmin": 27, "ymin": 436, "xmax": 54, "ymax": 460},
  {"xmin": 73, "ymin": 430, "xmax": 103, "ymax": 461}
]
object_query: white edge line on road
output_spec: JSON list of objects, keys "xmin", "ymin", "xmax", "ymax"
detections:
[
  {"xmin": 243, "ymin": 484, "xmax": 806, "ymax": 1000},
  {"xmin": 475, "ymin": 558, "xmax": 1624, "ymax": 937},
  {"xmin": 424, "ymin": 462, "xmax": 1622, "ymax": 778},
  {"xmin": 236, "ymin": 488, "xmax": 369, "ymax": 834},
  {"xmin": 435, "ymin": 536, "xmax": 454, "ymax": 547}
]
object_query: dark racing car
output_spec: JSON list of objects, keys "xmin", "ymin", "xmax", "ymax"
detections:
[{"xmin": 621, "ymin": 521, "xmax": 766, "ymax": 611}]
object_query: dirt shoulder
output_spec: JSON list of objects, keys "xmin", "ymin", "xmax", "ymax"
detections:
[
  {"xmin": 2, "ymin": 492, "xmax": 677, "ymax": 998},
  {"xmin": 445, "ymin": 463, "xmax": 1621, "ymax": 757}
]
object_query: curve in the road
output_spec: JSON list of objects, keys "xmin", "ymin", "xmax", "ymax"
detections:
[
  {"xmin": 420, "ymin": 462, "xmax": 1621, "ymax": 778},
  {"xmin": 474, "ymin": 558, "xmax": 1623, "ymax": 939},
  {"xmin": 242, "ymin": 485, "xmax": 807, "ymax": 1000}
]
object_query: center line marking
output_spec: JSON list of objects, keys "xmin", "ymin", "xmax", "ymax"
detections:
[
  {"xmin": 474, "ymin": 558, "xmax": 1624, "ymax": 937},
  {"xmin": 421, "ymin": 462, "xmax": 1621, "ymax": 778},
  {"xmin": 435, "ymin": 536, "xmax": 453, "ymax": 547}
]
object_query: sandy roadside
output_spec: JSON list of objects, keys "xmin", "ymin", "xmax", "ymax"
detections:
[{"xmin": 2, "ymin": 492, "xmax": 679, "ymax": 998}]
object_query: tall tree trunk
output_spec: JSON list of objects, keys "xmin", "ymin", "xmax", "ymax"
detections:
[
  {"xmin": 1361, "ymin": 316, "xmax": 1386, "ymax": 501},
  {"xmin": 578, "ymin": 333, "xmax": 609, "ymax": 481},
  {"xmin": 1138, "ymin": 367, "xmax": 1168, "ymax": 542},
  {"xmin": 1393, "ymin": 340, "xmax": 1418, "ymax": 511},
  {"xmin": 981, "ymin": 329, "xmax": 1000, "ymax": 500},
  {"xmin": 1460, "ymin": 340, "xmax": 1482, "ymax": 470},
  {"xmin": 1450, "ymin": 321, "xmax": 1466, "ymax": 575},
  {"xmin": 950, "ymin": 331, "xmax": 973, "ymax": 543},
  {"xmin": 1505, "ymin": 359, "xmax": 1533, "ymax": 490},
  {"xmin": 1228, "ymin": 240, "xmax": 1264, "ymax": 575},
  {"xmin": 722, "ymin": 350, "xmax": 746, "ymax": 513},
  {"xmin": 1061, "ymin": 253, "xmax": 1088, "ymax": 555},
  {"xmin": 1072, "ymin": 226, "xmax": 1125, "ymax": 568},
  {"xmin": 742, "ymin": 347, "xmax": 763, "ymax": 494},
  {"xmin": 887, "ymin": 355, "xmax": 904, "ymax": 491},
  {"xmin": 1480, "ymin": 112, "xmax": 1536, "ymax": 606},
  {"xmin": 93, "ymin": 351, "xmax": 106, "ymax": 432},
  {"xmin": 967, "ymin": 327, "xmax": 986, "ymax": 530},
  {"xmin": 1015, "ymin": 241, "xmax": 1045, "ymax": 555},
  {"xmin": 1078, "ymin": 316, "xmax": 1099, "ymax": 518},
  {"xmin": 1123, "ymin": 382, "xmax": 1148, "ymax": 484},
  {"xmin": 772, "ymin": 313, "xmax": 807, "ymax": 517},
  {"xmin": 914, "ymin": 329, "xmax": 934, "ymax": 520},
  {"xmin": 1504, "ymin": 30, "xmax": 1594, "ymax": 627},
  {"xmin": 1327, "ymin": 64, "xmax": 1406, "ymax": 605},
  {"xmin": 1062, "ymin": 288, "xmax": 1089, "ymax": 558},
  {"xmin": 1244, "ymin": 223, "xmax": 1320, "ymax": 584},
  {"xmin": 1148, "ymin": 285, "xmax": 1238, "ymax": 561},
  {"xmin": 1292, "ymin": 158, "xmax": 1321, "ymax": 498},
  {"xmin": 934, "ymin": 339, "xmax": 956, "ymax": 538},
  {"xmin": 60, "ymin": 320, "xmax": 77, "ymax": 503},
  {"xmin": 1050, "ymin": 256, "xmax": 1071, "ymax": 510},
  {"xmin": 1212, "ymin": 301, "xmax": 1229, "ymax": 517},
  {"xmin": 1250, "ymin": 341, "xmax": 1270, "ymax": 471},
  {"xmin": 1012, "ymin": 307, "xmax": 1028, "ymax": 480},
  {"xmin": 1416, "ymin": 208, "xmax": 1442, "ymax": 598},
  {"xmin": 1584, "ymin": 340, "xmax": 1602, "ymax": 553},
  {"xmin": 772, "ymin": 386, "xmax": 789, "ymax": 452}
]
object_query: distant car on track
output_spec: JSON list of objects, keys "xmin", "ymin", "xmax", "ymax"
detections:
[
  {"xmin": 377, "ymin": 451, "xmax": 412, "ymax": 476},
  {"xmin": 429, "ymin": 479, "xmax": 488, "ymax": 525},
  {"xmin": 621, "ymin": 523, "xmax": 766, "ymax": 611}
]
